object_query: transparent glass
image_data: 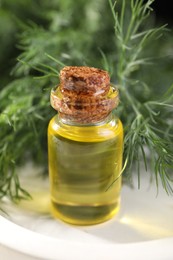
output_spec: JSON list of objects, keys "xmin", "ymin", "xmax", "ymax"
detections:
[{"xmin": 48, "ymin": 113, "xmax": 123, "ymax": 225}]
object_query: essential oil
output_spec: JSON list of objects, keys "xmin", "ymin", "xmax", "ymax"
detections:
[{"xmin": 48, "ymin": 66, "xmax": 123, "ymax": 225}]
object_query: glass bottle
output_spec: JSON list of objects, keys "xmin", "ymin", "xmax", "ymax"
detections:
[{"xmin": 48, "ymin": 66, "xmax": 123, "ymax": 225}]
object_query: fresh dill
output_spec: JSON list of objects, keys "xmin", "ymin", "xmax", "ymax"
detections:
[
  {"xmin": 0, "ymin": 0, "xmax": 173, "ymax": 203},
  {"xmin": 108, "ymin": 0, "xmax": 173, "ymax": 193}
]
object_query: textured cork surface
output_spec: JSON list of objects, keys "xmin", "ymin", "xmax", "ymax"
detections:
[{"xmin": 60, "ymin": 66, "xmax": 110, "ymax": 96}]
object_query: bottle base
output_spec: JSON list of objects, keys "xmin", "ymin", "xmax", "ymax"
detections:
[{"xmin": 51, "ymin": 200, "xmax": 120, "ymax": 225}]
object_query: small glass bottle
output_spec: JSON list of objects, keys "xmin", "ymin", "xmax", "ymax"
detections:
[{"xmin": 48, "ymin": 66, "xmax": 123, "ymax": 225}]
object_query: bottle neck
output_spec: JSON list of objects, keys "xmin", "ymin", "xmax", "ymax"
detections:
[{"xmin": 58, "ymin": 112, "xmax": 113, "ymax": 127}]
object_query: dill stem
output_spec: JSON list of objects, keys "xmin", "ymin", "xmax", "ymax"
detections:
[
  {"xmin": 128, "ymin": 95, "xmax": 140, "ymax": 117},
  {"xmin": 120, "ymin": 84, "xmax": 141, "ymax": 117},
  {"xmin": 124, "ymin": 14, "xmax": 135, "ymax": 44}
]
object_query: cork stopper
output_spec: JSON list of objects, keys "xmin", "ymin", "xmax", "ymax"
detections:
[
  {"xmin": 51, "ymin": 66, "xmax": 119, "ymax": 124},
  {"xmin": 60, "ymin": 66, "xmax": 110, "ymax": 96}
]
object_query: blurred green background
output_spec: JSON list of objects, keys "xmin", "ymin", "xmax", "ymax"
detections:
[{"xmin": 0, "ymin": 0, "xmax": 172, "ymax": 87}]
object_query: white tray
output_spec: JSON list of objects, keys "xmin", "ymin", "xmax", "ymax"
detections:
[{"xmin": 0, "ymin": 164, "xmax": 173, "ymax": 260}]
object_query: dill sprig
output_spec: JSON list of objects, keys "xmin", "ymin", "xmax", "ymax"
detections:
[
  {"xmin": 0, "ymin": 77, "xmax": 53, "ymax": 201},
  {"xmin": 0, "ymin": 0, "xmax": 173, "ymax": 203},
  {"xmin": 108, "ymin": 0, "xmax": 173, "ymax": 193}
]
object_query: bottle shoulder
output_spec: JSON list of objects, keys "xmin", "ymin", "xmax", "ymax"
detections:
[{"xmin": 48, "ymin": 114, "xmax": 123, "ymax": 142}]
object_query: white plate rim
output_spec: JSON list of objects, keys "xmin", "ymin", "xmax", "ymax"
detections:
[{"xmin": 1, "ymin": 215, "xmax": 173, "ymax": 260}]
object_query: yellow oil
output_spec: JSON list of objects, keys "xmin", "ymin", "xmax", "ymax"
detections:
[{"xmin": 48, "ymin": 114, "xmax": 123, "ymax": 225}]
